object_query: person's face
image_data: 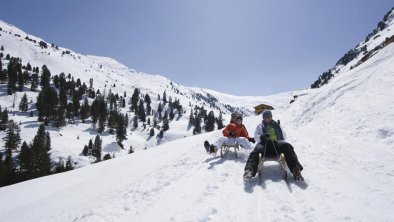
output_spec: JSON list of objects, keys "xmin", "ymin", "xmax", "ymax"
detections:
[
  {"xmin": 263, "ymin": 116, "xmax": 272, "ymax": 124},
  {"xmin": 231, "ymin": 114, "xmax": 237, "ymax": 121},
  {"xmin": 236, "ymin": 119, "xmax": 242, "ymax": 125}
]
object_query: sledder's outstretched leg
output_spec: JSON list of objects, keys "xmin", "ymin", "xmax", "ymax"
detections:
[
  {"xmin": 276, "ymin": 141, "xmax": 304, "ymax": 179},
  {"xmin": 244, "ymin": 146, "xmax": 262, "ymax": 179},
  {"xmin": 203, "ymin": 140, "xmax": 218, "ymax": 155}
]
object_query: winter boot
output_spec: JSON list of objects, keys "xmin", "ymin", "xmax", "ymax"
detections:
[
  {"xmin": 204, "ymin": 141, "xmax": 210, "ymax": 153},
  {"xmin": 209, "ymin": 144, "xmax": 217, "ymax": 155},
  {"xmin": 292, "ymin": 164, "xmax": 304, "ymax": 181},
  {"xmin": 243, "ymin": 169, "xmax": 253, "ymax": 181}
]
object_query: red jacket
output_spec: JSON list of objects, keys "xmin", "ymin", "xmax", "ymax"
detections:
[{"xmin": 222, "ymin": 123, "xmax": 249, "ymax": 138}]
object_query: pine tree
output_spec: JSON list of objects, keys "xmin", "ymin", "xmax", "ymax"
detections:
[
  {"xmin": 53, "ymin": 104, "xmax": 66, "ymax": 128},
  {"xmin": 0, "ymin": 153, "xmax": 5, "ymax": 186},
  {"xmin": 157, "ymin": 103, "xmax": 163, "ymax": 120},
  {"xmin": 19, "ymin": 93, "xmax": 29, "ymax": 113},
  {"xmin": 31, "ymin": 125, "xmax": 51, "ymax": 178},
  {"xmin": 169, "ymin": 107, "xmax": 175, "ymax": 120},
  {"xmin": 2, "ymin": 121, "xmax": 20, "ymax": 185},
  {"xmin": 40, "ymin": 65, "xmax": 51, "ymax": 90},
  {"xmin": 144, "ymin": 94, "xmax": 151, "ymax": 109},
  {"xmin": 116, "ymin": 113, "xmax": 127, "ymax": 148},
  {"xmin": 149, "ymin": 128, "xmax": 155, "ymax": 136},
  {"xmin": 2, "ymin": 156, "xmax": 17, "ymax": 186},
  {"xmin": 45, "ymin": 131, "xmax": 51, "ymax": 151},
  {"xmin": 18, "ymin": 141, "xmax": 33, "ymax": 180},
  {"xmin": 17, "ymin": 71, "xmax": 24, "ymax": 92},
  {"xmin": 0, "ymin": 109, "xmax": 9, "ymax": 131},
  {"xmin": 57, "ymin": 86, "xmax": 67, "ymax": 109},
  {"xmin": 0, "ymin": 63, "xmax": 6, "ymax": 84},
  {"xmin": 82, "ymin": 145, "xmax": 89, "ymax": 156},
  {"xmin": 7, "ymin": 58, "xmax": 20, "ymax": 95},
  {"xmin": 65, "ymin": 156, "xmax": 74, "ymax": 171},
  {"xmin": 80, "ymin": 97, "xmax": 90, "ymax": 123},
  {"xmin": 91, "ymin": 96, "xmax": 107, "ymax": 132},
  {"xmin": 36, "ymin": 87, "xmax": 59, "ymax": 124},
  {"xmin": 193, "ymin": 117, "xmax": 201, "ymax": 135},
  {"xmin": 188, "ymin": 109, "xmax": 195, "ymax": 126},
  {"xmin": 66, "ymin": 102, "xmax": 75, "ymax": 124},
  {"xmin": 88, "ymin": 139, "xmax": 93, "ymax": 156},
  {"xmin": 30, "ymin": 73, "xmax": 38, "ymax": 91},
  {"xmin": 162, "ymin": 115, "xmax": 169, "ymax": 131},
  {"xmin": 131, "ymin": 88, "xmax": 140, "ymax": 113},
  {"xmin": 107, "ymin": 111, "xmax": 117, "ymax": 134},
  {"xmin": 163, "ymin": 91, "xmax": 167, "ymax": 104},
  {"xmin": 54, "ymin": 158, "xmax": 65, "ymax": 173},
  {"xmin": 72, "ymin": 90, "xmax": 80, "ymax": 116},
  {"xmin": 205, "ymin": 111, "xmax": 216, "ymax": 132},
  {"xmin": 26, "ymin": 63, "xmax": 32, "ymax": 71},
  {"xmin": 217, "ymin": 112, "xmax": 224, "ymax": 129},
  {"xmin": 3, "ymin": 120, "xmax": 21, "ymax": 160},
  {"xmin": 93, "ymin": 135, "xmax": 102, "ymax": 162},
  {"xmin": 139, "ymin": 100, "xmax": 146, "ymax": 122}
]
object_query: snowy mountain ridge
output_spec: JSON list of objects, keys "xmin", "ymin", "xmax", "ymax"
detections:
[
  {"xmin": 0, "ymin": 19, "xmax": 275, "ymax": 113},
  {"xmin": 311, "ymin": 6, "xmax": 394, "ymax": 88}
]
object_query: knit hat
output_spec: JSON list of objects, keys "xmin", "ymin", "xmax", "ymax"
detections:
[{"xmin": 262, "ymin": 110, "xmax": 272, "ymax": 118}]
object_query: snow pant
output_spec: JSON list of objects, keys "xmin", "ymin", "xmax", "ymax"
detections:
[
  {"xmin": 244, "ymin": 140, "xmax": 302, "ymax": 176},
  {"xmin": 215, "ymin": 137, "xmax": 252, "ymax": 151}
]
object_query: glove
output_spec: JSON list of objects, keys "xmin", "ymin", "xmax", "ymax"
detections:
[
  {"xmin": 248, "ymin": 137, "xmax": 256, "ymax": 143},
  {"xmin": 229, "ymin": 131, "xmax": 237, "ymax": 137},
  {"xmin": 259, "ymin": 133, "xmax": 270, "ymax": 143}
]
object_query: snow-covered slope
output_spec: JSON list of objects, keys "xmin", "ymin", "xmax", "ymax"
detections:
[{"xmin": 1, "ymin": 31, "xmax": 394, "ymax": 221}]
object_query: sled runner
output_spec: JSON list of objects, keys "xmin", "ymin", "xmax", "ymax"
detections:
[
  {"xmin": 257, "ymin": 152, "xmax": 288, "ymax": 182},
  {"xmin": 220, "ymin": 142, "xmax": 240, "ymax": 158}
]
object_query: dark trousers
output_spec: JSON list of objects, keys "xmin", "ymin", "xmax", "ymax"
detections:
[{"xmin": 245, "ymin": 140, "xmax": 302, "ymax": 175}]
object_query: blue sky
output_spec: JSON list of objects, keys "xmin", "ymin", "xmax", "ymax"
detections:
[{"xmin": 2, "ymin": 1, "xmax": 393, "ymax": 96}]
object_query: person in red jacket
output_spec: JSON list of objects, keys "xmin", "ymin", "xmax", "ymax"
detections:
[
  {"xmin": 230, "ymin": 112, "xmax": 255, "ymax": 143},
  {"xmin": 204, "ymin": 115, "xmax": 253, "ymax": 154}
]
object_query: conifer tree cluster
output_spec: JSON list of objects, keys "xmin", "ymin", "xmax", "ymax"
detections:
[
  {"xmin": 188, "ymin": 106, "xmax": 223, "ymax": 134},
  {"xmin": 0, "ymin": 124, "xmax": 53, "ymax": 187},
  {"xmin": 82, "ymin": 135, "xmax": 102, "ymax": 163}
]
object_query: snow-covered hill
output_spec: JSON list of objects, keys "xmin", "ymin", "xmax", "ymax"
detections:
[{"xmin": 1, "ymin": 7, "xmax": 394, "ymax": 221}]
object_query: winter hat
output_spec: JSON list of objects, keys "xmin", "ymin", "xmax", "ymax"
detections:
[{"xmin": 262, "ymin": 110, "xmax": 272, "ymax": 118}]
